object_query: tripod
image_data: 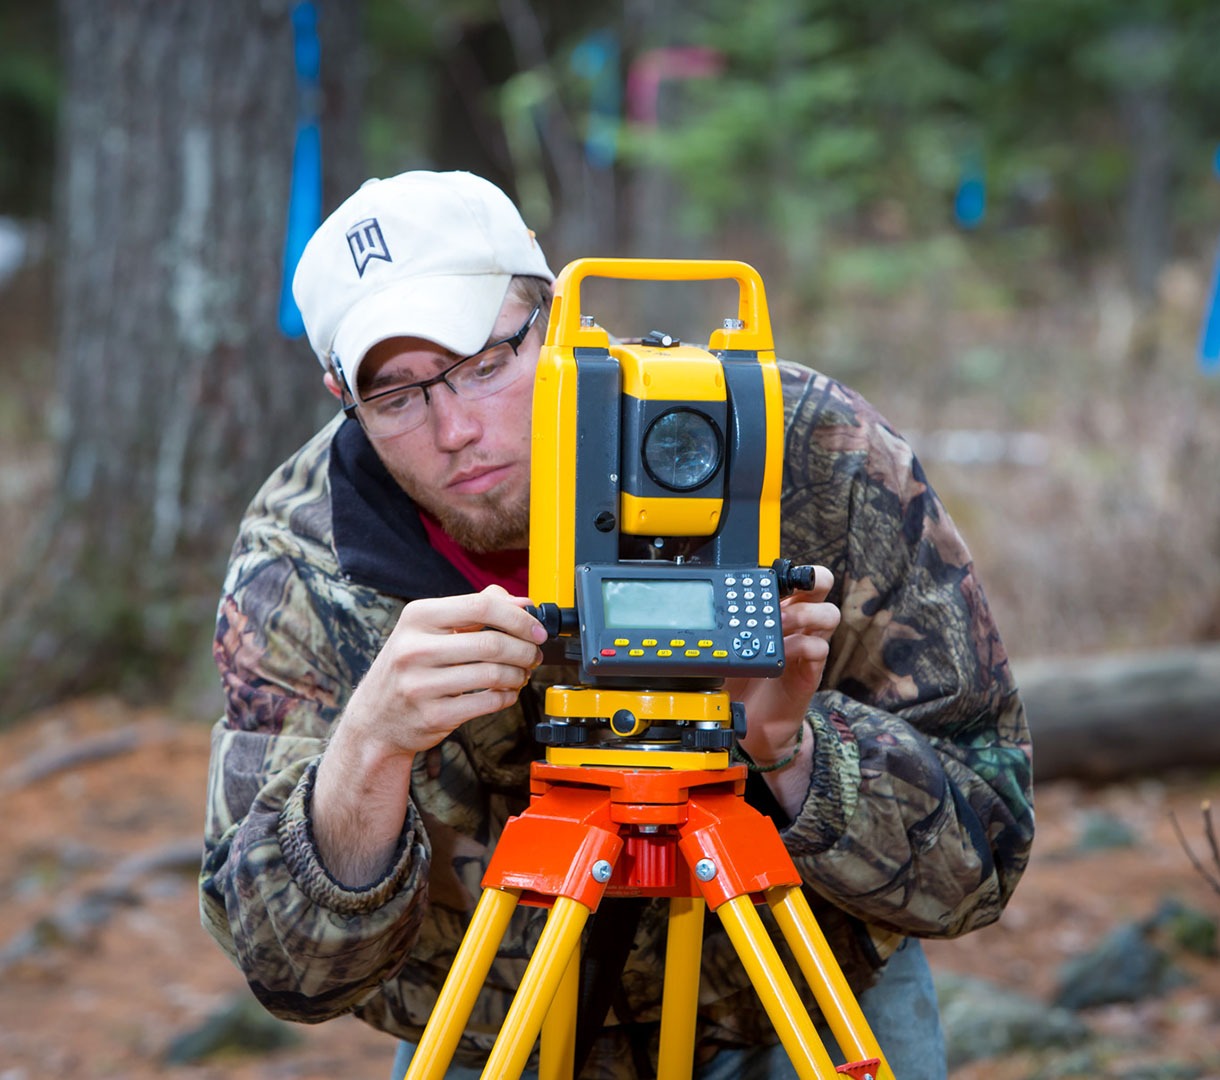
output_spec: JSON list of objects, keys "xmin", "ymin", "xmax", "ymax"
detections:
[{"xmin": 403, "ymin": 692, "xmax": 892, "ymax": 1080}]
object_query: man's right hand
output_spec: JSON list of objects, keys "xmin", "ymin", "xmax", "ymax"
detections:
[{"xmin": 312, "ymin": 585, "xmax": 546, "ymax": 886}]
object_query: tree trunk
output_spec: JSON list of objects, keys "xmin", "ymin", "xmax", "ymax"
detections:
[
  {"xmin": 0, "ymin": 0, "xmax": 366, "ymax": 721},
  {"xmin": 1113, "ymin": 23, "xmax": 1173, "ymax": 307}
]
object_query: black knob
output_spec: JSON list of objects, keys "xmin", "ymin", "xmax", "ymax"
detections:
[
  {"xmin": 526, "ymin": 603, "xmax": 579, "ymax": 639},
  {"xmin": 610, "ymin": 709, "xmax": 640, "ymax": 737},
  {"xmin": 681, "ymin": 726, "xmax": 734, "ymax": 750},
  {"xmin": 536, "ymin": 722, "xmax": 589, "ymax": 746},
  {"xmin": 642, "ymin": 329, "xmax": 677, "ymax": 347},
  {"xmin": 730, "ymin": 702, "xmax": 748, "ymax": 740},
  {"xmin": 772, "ymin": 557, "xmax": 816, "ymax": 596}
]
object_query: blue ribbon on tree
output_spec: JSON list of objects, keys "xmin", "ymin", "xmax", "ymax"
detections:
[
  {"xmin": 278, "ymin": 1, "xmax": 322, "ymax": 338},
  {"xmin": 954, "ymin": 151, "xmax": 986, "ymax": 230},
  {"xmin": 570, "ymin": 31, "xmax": 620, "ymax": 170},
  {"xmin": 1198, "ymin": 146, "xmax": 1220, "ymax": 374}
]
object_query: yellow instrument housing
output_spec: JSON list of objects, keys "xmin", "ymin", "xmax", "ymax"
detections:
[{"xmin": 529, "ymin": 258, "xmax": 784, "ymax": 609}]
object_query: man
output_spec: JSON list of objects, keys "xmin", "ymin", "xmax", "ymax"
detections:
[{"xmin": 201, "ymin": 170, "xmax": 1034, "ymax": 1079}]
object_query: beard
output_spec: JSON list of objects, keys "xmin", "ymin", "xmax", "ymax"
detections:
[{"xmin": 386, "ymin": 461, "xmax": 531, "ymax": 554}]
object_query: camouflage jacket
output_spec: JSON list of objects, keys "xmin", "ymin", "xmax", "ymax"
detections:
[{"xmin": 200, "ymin": 360, "xmax": 1033, "ymax": 1073}]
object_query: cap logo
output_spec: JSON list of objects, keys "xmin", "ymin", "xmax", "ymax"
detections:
[{"xmin": 346, "ymin": 217, "xmax": 392, "ymax": 277}]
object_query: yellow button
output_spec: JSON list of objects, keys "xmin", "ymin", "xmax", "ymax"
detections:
[
  {"xmin": 657, "ymin": 649, "xmax": 673, "ymax": 657},
  {"xmin": 670, "ymin": 639, "xmax": 686, "ymax": 647},
  {"xmin": 713, "ymin": 649, "xmax": 728, "ymax": 658},
  {"xmin": 684, "ymin": 649, "xmax": 700, "ymax": 658},
  {"xmin": 629, "ymin": 649, "xmax": 645, "ymax": 657},
  {"xmin": 698, "ymin": 639, "xmax": 714, "ymax": 648},
  {"xmin": 642, "ymin": 638, "xmax": 658, "ymax": 647},
  {"xmin": 614, "ymin": 638, "xmax": 630, "ymax": 647}
]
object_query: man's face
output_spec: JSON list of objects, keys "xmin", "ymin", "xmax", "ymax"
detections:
[{"xmin": 333, "ymin": 299, "xmax": 541, "ymax": 553}]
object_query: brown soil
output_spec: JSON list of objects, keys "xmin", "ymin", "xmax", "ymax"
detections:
[{"xmin": 0, "ymin": 698, "xmax": 1217, "ymax": 1079}]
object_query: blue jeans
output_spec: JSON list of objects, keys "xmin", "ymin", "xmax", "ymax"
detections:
[{"xmin": 390, "ymin": 937, "xmax": 945, "ymax": 1079}]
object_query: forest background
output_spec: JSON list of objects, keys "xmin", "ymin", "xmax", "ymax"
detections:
[{"xmin": 0, "ymin": 1, "xmax": 1219, "ymax": 1078}]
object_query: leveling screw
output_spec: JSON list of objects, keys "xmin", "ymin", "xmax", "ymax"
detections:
[
  {"xmin": 694, "ymin": 859, "xmax": 717, "ymax": 881},
  {"xmin": 591, "ymin": 860, "xmax": 613, "ymax": 883}
]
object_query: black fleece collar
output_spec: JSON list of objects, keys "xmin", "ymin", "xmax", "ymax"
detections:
[{"xmin": 328, "ymin": 417, "xmax": 474, "ymax": 599}]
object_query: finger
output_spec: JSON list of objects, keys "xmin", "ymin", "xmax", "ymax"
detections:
[
  {"xmin": 782, "ymin": 565, "xmax": 833, "ymax": 602},
  {"xmin": 405, "ymin": 687, "xmax": 526, "ymax": 746},
  {"xmin": 409, "ymin": 627, "xmax": 543, "ymax": 673},
  {"xmin": 406, "ymin": 591, "xmax": 547, "ymax": 644},
  {"xmin": 384, "ymin": 656, "xmax": 533, "ymax": 714},
  {"xmin": 377, "ymin": 618, "xmax": 542, "ymax": 688},
  {"xmin": 376, "ymin": 650, "xmax": 534, "ymax": 702},
  {"xmin": 779, "ymin": 638, "xmax": 832, "ymax": 695},
  {"xmin": 782, "ymin": 632, "xmax": 831, "ymax": 666},
  {"xmin": 445, "ymin": 660, "xmax": 538, "ymax": 695},
  {"xmin": 470, "ymin": 586, "xmax": 549, "ymax": 642},
  {"xmin": 482, "ymin": 584, "xmax": 550, "ymax": 605},
  {"xmin": 465, "ymin": 627, "xmax": 544, "ymax": 668},
  {"xmin": 780, "ymin": 600, "xmax": 841, "ymax": 638},
  {"xmin": 780, "ymin": 586, "xmax": 833, "ymax": 613}
]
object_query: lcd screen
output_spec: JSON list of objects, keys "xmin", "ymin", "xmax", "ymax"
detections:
[{"xmin": 601, "ymin": 578, "xmax": 716, "ymax": 630}]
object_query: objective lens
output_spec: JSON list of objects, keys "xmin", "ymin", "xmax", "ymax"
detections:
[{"xmin": 642, "ymin": 408, "xmax": 723, "ymax": 491}]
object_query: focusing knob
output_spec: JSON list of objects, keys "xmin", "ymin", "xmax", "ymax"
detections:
[
  {"xmin": 772, "ymin": 557, "xmax": 817, "ymax": 596},
  {"xmin": 525, "ymin": 603, "xmax": 579, "ymax": 639}
]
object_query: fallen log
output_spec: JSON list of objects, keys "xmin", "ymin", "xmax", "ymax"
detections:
[
  {"xmin": 0, "ymin": 837, "xmax": 203, "ymax": 973},
  {"xmin": 1014, "ymin": 643, "xmax": 1220, "ymax": 783},
  {"xmin": 0, "ymin": 720, "xmax": 178, "ymax": 792}
]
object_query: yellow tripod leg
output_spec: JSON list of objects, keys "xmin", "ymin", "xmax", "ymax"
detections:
[
  {"xmin": 480, "ymin": 896, "xmax": 591, "ymax": 1080},
  {"xmin": 539, "ymin": 939, "xmax": 579, "ymax": 1080},
  {"xmin": 657, "ymin": 896, "xmax": 705, "ymax": 1080},
  {"xmin": 768, "ymin": 886, "xmax": 891, "ymax": 1079},
  {"xmin": 405, "ymin": 887, "xmax": 521, "ymax": 1080},
  {"xmin": 716, "ymin": 894, "xmax": 841, "ymax": 1080}
]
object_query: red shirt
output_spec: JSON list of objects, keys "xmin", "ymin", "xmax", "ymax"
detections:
[{"xmin": 419, "ymin": 513, "xmax": 530, "ymax": 597}]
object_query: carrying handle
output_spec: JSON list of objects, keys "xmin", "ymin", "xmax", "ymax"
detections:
[{"xmin": 545, "ymin": 258, "xmax": 775, "ymax": 355}]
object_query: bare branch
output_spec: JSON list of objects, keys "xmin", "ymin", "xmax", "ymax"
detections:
[
  {"xmin": 1204, "ymin": 800, "xmax": 1219, "ymax": 871},
  {"xmin": 1169, "ymin": 805, "xmax": 1220, "ymax": 898}
]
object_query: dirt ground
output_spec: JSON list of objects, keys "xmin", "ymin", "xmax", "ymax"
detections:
[{"xmin": 0, "ymin": 697, "xmax": 1217, "ymax": 1080}]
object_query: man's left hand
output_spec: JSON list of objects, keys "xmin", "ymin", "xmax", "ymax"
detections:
[{"xmin": 724, "ymin": 564, "xmax": 840, "ymax": 769}]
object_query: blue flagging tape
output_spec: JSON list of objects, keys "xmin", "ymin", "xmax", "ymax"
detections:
[
  {"xmin": 954, "ymin": 173, "xmax": 986, "ymax": 230},
  {"xmin": 1200, "ymin": 235, "xmax": 1220, "ymax": 374},
  {"xmin": 278, "ymin": 1, "xmax": 322, "ymax": 339},
  {"xmin": 1199, "ymin": 147, "xmax": 1220, "ymax": 374}
]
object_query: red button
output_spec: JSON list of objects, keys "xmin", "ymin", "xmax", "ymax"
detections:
[{"xmin": 601, "ymin": 648, "xmax": 617, "ymax": 657}]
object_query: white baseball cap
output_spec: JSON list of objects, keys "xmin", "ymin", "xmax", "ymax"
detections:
[{"xmin": 292, "ymin": 170, "xmax": 554, "ymax": 393}]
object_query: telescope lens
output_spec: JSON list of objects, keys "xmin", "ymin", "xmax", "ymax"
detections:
[{"xmin": 642, "ymin": 408, "xmax": 723, "ymax": 491}]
